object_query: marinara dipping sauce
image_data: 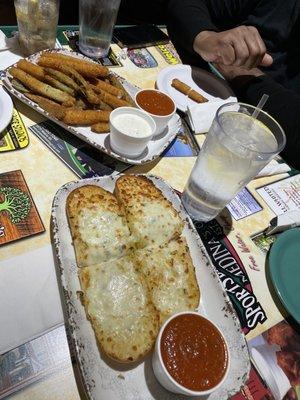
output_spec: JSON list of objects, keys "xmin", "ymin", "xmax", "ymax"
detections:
[
  {"xmin": 136, "ymin": 89, "xmax": 175, "ymax": 116},
  {"xmin": 160, "ymin": 313, "xmax": 229, "ymax": 392}
]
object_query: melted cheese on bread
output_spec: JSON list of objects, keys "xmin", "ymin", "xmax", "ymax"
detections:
[
  {"xmin": 79, "ymin": 256, "xmax": 159, "ymax": 362},
  {"xmin": 114, "ymin": 175, "xmax": 184, "ymax": 248},
  {"xmin": 135, "ymin": 237, "xmax": 200, "ymax": 323},
  {"xmin": 66, "ymin": 185, "xmax": 133, "ymax": 267}
]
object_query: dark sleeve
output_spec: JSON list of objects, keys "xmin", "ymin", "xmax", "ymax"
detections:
[
  {"xmin": 166, "ymin": 0, "xmax": 254, "ymax": 67},
  {"xmin": 233, "ymin": 75, "xmax": 300, "ymax": 170}
]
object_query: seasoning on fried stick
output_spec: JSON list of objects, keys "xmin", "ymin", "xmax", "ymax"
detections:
[
  {"xmin": 17, "ymin": 59, "xmax": 45, "ymax": 80},
  {"xmin": 38, "ymin": 53, "xmax": 109, "ymax": 78},
  {"xmin": 44, "ymin": 68, "xmax": 80, "ymax": 91},
  {"xmin": 62, "ymin": 109, "xmax": 111, "ymax": 126},
  {"xmin": 44, "ymin": 75, "xmax": 75, "ymax": 96},
  {"xmin": 25, "ymin": 93, "xmax": 67, "ymax": 120},
  {"xmin": 9, "ymin": 67, "xmax": 76, "ymax": 105},
  {"xmin": 171, "ymin": 78, "xmax": 208, "ymax": 103},
  {"xmin": 91, "ymin": 122, "xmax": 110, "ymax": 133}
]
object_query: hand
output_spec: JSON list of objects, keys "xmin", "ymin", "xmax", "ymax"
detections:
[
  {"xmin": 193, "ymin": 26, "xmax": 273, "ymax": 69},
  {"xmin": 214, "ymin": 64, "xmax": 265, "ymax": 81}
]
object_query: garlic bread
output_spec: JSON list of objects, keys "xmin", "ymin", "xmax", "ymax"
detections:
[
  {"xmin": 135, "ymin": 237, "xmax": 200, "ymax": 324},
  {"xmin": 114, "ymin": 175, "xmax": 184, "ymax": 248},
  {"xmin": 79, "ymin": 255, "xmax": 159, "ymax": 363},
  {"xmin": 66, "ymin": 185, "xmax": 133, "ymax": 267}
]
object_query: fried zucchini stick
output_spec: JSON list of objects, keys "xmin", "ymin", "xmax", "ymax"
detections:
[
  {"xmin": 25, "ymin": 93, "xmax": 67, "ymax": 120},
  {"xmin": 9, "ymin": 67, "xmax": 76, "ymax": 105},
  {"xmin": 90, "ymin": 78, "xmax": 124, "ymax": 98},
  {"xmin": 44, "ymin": 75, "xmax": 75, "ymax": 96},
  {"xmin": 38, "ymin": 53, "xmax": 109, "ymax": 78},
  {"xmin": 98, "ymin": 89, "xmax": 132, "ymax": 109},
  {"xmin": 107, "ymin": 75, "xmax": 135, "ymax": 106},
  {"xmin": 17, "ymin": 59, "xmax": 45, "ymax": 80},
  {"xmin": 91, "ymin": 122, "xmax": 110, "ymax": 133},
  {"xmin": 44, "ymin": 67, "xmax": 80, "ymax": 91},
  {"xmin": 62, "ymin": 109, "xmax": 111, "ymax": 125}
]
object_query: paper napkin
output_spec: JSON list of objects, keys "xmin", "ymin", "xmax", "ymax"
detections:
[
  {"xmin": 187, "ymin": 97, "xmax": 237, "ymax": 133},
  {"xmin": 0, "ymin": 245, "xmax": 64, "ymax": 354}
]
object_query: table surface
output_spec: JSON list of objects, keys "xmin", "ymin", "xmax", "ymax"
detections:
[{"xmin": 0, "ymin": 25, "xmax": 294, "ymax": 400}]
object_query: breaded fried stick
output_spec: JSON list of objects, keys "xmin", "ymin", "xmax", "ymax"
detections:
[
  {"xmin": 44, "ymin": 68, "xmax": 80, "ymax": 91},
  {"xmin": 38, "ymin": 53, "xmax": 109, "ymax": 78},
  {"xmin": 90, "ymin": 78, "xmax": 124, "ymax": 98},
  {"xmin": 91, "ymin": 122, "xmax": 110, "ymax": 133},
  {"xmin": 17, "ymin": 59, "xmax": 45, "ymax": 80},
  {"xmin": 25, "ymin": 93, "xmax": 67, "ymax": 120},
  {"xmin": 171, "ymin": 78, "xmax": 208, "ymax": 103},
  {"xmin": 62, "ymin": 109, "xmax": 111, "ymax": 126},
  {"xmin": 9, "ymin": 67, "xmax": 75, "ymax": 105}
]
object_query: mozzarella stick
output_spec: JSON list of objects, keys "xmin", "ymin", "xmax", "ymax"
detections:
[
  {"xmin": 171, "ymin": 78, "xmax": 191, "ymax": 95},
  {"xmin": 188, "ymin": 89, "xmax": 208, "ymax": 103},
  {"xmin": 38, "ymin": 53, "xmax": 109, "ymax": 78},
  {"xmin": 45, "ymin": 68, "xmax": 80, "ymax": 91},
  {"xmin": 91, "ymin": 122, "xmax": 110, "ymax": 133},
  {"xmin": 25, "ymin": 93, "xmax": 66, "ymax": 120},
  {"xmin": 99, "ymin": 90, "xmax": 132, "ymax": 109},
  {"xmin": 91, "ymin": 78, "xmax": 123, "ymax": 98},
  {"xmin": 171, "ymin": 78, "xmax": 208, "ymax": 103},
  {"xmin": 44, "ymin": 75, "xmax": 75, "ymax": 96},
  {"xmin": 9, "ymin": 67, "xmax": 76, "ymax": 105},
  {"xmin": 17, "ymin": 59, "xmax": 45, "ymax": 80},
  {"xmin": 62, "ymin": 109, "xmax": 111, "ymax": 126}
]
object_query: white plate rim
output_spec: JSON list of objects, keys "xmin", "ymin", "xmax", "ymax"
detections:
[
  {"xmin": 0, "ymin": 86, "xmax": 13, "ymax": 133},
  {"xmin": 51, "ymin": 174, "xmax": 250, "ymax": 400},
  {"xmin": 1, "ymin": 49, "xmax": 181, "ymax": 165},
  {"xmin": 156, "ymin": 64, "xmax": 237, "ymax": 112}
]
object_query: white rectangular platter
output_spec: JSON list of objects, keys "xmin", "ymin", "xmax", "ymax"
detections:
[
  {"xmin": 51, "ymin": 174, "xmax": 250, "ymax": 400},
  {"xmin": 1, "ymin": 49, "xmax": 181, "ymax": 165}
]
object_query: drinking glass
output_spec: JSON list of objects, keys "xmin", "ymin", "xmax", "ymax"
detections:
[
  {"xmin": 79, "ymin": 0, "xmax": 121, "ymax": 58},
  {"xmin": 14, "ymin": 0, "xmax": 59, "ymax": 56},
  {"xmin": 182, "ymin": 102, "xmax": 286, "ymax": 222}
]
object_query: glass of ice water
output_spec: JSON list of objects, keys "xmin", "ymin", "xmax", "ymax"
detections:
[
  {"xmin": 79, "ymin": 0, "xmax": 121, "ymax": 58},
  {"xmin": 182, "ymin": 102, "xmax": 286, "ymax": 222},
  {"xmin": 14, "ymin": 0, "xmax": 59, "ymax": 56}
]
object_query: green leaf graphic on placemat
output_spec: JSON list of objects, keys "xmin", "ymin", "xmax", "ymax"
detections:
[{"xmin": 0, "ymin": 186, "xmax": 31, "ymax": 224}]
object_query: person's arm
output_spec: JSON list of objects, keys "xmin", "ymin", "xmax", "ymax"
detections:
[
  {"xmin": 167, "ymin": 0, "xmax": 272, "ymax": 68},
  {"xmin": 217, "ymin": 65, "xmax": 300, "ymax": 169}
]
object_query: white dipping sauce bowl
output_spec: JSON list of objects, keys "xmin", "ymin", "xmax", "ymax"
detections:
[
  {"xmin": 135, "ymin": 89, "xmax": 176, "ymax": 137},
  {"xmin": 109, "ymin": 106, "xmax": 156, "ymax": 158},
  {"xmin": 152, "ymin": 311, "xmax": 230, "ymax": 397}
]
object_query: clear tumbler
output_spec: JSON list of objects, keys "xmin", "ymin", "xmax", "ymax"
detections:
[
  {"xmin": 14, "ymin": 0, "xmax": 59, "ymax": 56},
  {"xmin": 79, "ymin": 0, "xmax": 121, "ymax": 58},
  {"xmin": 182, "ymin": 102, "xmax": 286, "ymax": 222}
]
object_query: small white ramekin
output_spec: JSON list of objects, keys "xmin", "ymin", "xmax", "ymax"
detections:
[
  {"xmin": 152, "ymin": 311, "xmax": 230, "ymax": 397},
  {"xmin": 135, "ymin": 89, "xmax": 176, "ymax": 137},
  {"xmin": 109, "ymin": 106, "xmax": 156, "ymax": 158}
]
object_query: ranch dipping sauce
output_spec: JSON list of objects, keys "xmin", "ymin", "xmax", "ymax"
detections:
[
  {"xmin": 136, "ymin": 89, "xmax": 175, "ymax": 116},
  {"xmin": 112, "ymin": 113, "xmax": 152, "ymax": 137},
  {"xmin": 160, "ymin": 313, "xmax": 229, "ymax": 392}
]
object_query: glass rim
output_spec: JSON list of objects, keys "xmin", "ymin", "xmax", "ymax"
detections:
[{"xmin": 215, "ymin": 102, "xmax": 287, "ymax": 155}]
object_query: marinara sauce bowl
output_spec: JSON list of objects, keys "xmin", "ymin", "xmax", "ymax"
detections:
[
  {"xmin": 152, "ymin": 311, "xmax": 230, "ymax": 397},
  {"xmin": 135, "ymin": 89, "xmax": 176, "ymax": 137}
]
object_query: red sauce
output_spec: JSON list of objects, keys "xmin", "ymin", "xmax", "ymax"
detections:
[
  {"xmin": 136, "ymin": 90, "xmax": 175, "ymax": 116},
  {"xmin": 160, "ymin": 313, "xmax": 228, "ymax": 392}
]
